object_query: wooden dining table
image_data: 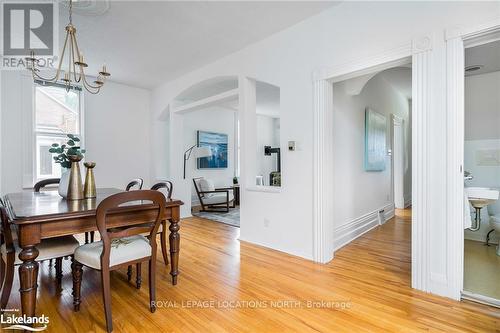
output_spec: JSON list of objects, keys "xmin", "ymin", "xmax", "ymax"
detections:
[{"xmin": 3, "ymin": 188, "xmax": 183, "ymax": 319}]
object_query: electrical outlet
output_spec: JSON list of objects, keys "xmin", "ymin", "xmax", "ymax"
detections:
[
  {"xmin": 386, "ymin": 194, "xmax": 390, "ymax": 201},
  {"xmin": 264, "ymin": 218, "xmax": 270, "ymax": 227}
]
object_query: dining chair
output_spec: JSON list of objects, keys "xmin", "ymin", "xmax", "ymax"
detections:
[
  {"xmin": 125, "ymin": 178, "xmax": 144, "ymax": 191},
  {"xmin": 124, "ymin": 181, "xmax": 173, "ymax": 282},
  {"xmin": 72, "ymin": 190, "xmax": 166, "ymax": 333},
  {"xmin": 34, "ymin": 178, "xmax": 60, "ymax": 192},
  {"xmin": 151, "ymin": 181, "xmax": 173, "ymax": 199},
  {"xmin": 151, "ymin": 181, "xmax": 172, "ymax": 265},
  {"xmin": 0, "ymin": 201, "xmax": 79, "ymax": 311}
]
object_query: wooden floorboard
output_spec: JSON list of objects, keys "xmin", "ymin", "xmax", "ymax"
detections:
[{"xmin": 2, "ymin": 209, "xmax": 499, "ymax": 332}]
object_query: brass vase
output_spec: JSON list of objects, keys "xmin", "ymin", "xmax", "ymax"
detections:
[
  {"xmin": 83, "ymin": 162, "xmax": 96, "ymax": 199},
  {"xmin": 67, "ymin": 155, "xmax": 84, "ymax": 200}
]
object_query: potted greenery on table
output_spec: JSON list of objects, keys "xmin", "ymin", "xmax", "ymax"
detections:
[{"xmin": 49, "ymin": 134, "xmax": 85, "ymax": 199}]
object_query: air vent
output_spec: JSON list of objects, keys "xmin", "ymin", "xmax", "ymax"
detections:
[{"xmin": 465, "ymin": 65, "xmax": 483, "ymax": 73}]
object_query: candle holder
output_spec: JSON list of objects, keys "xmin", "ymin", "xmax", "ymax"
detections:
[
  {"xmin": 84, "ymin": 162, "xmax": 96, "ymax": 199},
  {"xmin": 67, "ymin": 155, "xmax": 84, "ymax": 200}
]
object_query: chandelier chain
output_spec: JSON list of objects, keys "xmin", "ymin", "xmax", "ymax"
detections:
[{"xmin": 69, "ymin": 0, "xmax": 73, "ymax": 25}]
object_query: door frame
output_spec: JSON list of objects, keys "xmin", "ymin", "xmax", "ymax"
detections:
[
  {"xmin": 391, "ymin": 114, "xmax": 405, "ymax": 209},
  {"xmin": 312, "ymin": 35, "xmax": 433, "ymax": 295},
  {"xmin": 445, "ymin": 18, "xmax": 500, "ymax": 300}
]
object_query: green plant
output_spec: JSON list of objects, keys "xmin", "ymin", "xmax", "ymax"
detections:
[{"xmin": 49, "ymin": 134, "xmax": 86, "ymax": 169}]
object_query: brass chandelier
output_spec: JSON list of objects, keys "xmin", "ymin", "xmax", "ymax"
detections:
[{"xmin": 25, "ymin": 0, "xmax": 110, "ymax": 94}]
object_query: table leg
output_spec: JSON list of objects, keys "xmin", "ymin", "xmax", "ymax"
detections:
[
  {"xmin": 168, "ymin": 215, "xmax": 180, "ymax": 285},
  {"xmin": 160, "ymin": 221, "xmax": 169, "ymax": 266},
  {"xmin": 18, "ymin": 245, "xmax": 39, "ymax": 318}
]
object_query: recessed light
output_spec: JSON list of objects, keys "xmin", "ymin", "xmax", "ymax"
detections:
[{"xmin": 465, "ymin": 65, "xmax": 484, "ymax": 72}]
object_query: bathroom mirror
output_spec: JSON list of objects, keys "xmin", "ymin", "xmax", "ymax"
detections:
[{"xmin": 255, "ymin": 81, "xmax": 281, "ymax": 187}]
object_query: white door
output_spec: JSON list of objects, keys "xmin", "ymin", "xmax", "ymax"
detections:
[{"xmin": 393, "ymin": 118, "xmax": 405, "ymax": 209}]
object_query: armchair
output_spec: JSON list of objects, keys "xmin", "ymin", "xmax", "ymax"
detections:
[{"xmin": 193, "ymin": 177, "xmax": 235, "ymax": 213}]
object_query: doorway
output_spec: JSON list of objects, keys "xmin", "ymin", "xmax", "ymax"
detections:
[
  {"xmin": 462, "ymin": 39, "xmax": 500, "ymax": 307},
  {"xmin": 392, "ymin": 115, "xmax": 405, "ymax": 209},
  {"xmin": 331, "ymin": 65, "xmax": 412, "ymax": 253}
]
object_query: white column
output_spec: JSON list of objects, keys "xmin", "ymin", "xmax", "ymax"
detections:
[
  {"xmin": 312, "ymin": 79, "xmax": 334, "ymax": 263},
  {"xmin": 411, "ymin": 36, "xmax": 433, "ymax": 292},
  {"xmin": 446, "ymin": 37, "xmax": 465, "ymax": 300}
]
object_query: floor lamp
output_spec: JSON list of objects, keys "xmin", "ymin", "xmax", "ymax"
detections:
[{"xmin": 184, "ymin": 145, "xmax": 212, "ymax": 179}]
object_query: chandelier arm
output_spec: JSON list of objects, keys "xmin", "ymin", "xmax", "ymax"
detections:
[
  {"xmin": 33, "ymin": 31, "xmax": 70, "ymax": 82},
  {"xmin": 67, "ymin": 31, "xmax": 72, "ymax": 81},
  {"xmin": 82, "ymin": 73, "xmax": 103, "ymax": 90},
  {"xmin": 70, "ymin": 33, "xmax": 82, "ymax": 83},
  {"xmin": 82, "ymin": 78, "xmax": 100, "ymax": 94}
]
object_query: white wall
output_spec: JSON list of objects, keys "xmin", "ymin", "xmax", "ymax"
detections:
[
  {"xmin": 150, "ymin": 1, "xmax": 500, "ymax": 297},
  {"xmin": 84, "ymin": 80, "xmax": 151, "ymax": 189},
  {"xmin": 332, "ymin": 70, "xmax": 411, "ymax": 249},
  {"xmin": 464, "ymin": 71, "xmax": 500, "ymax": 244},
  {"xmin": 0, "ymin": 71, "xmax": 151, "ymax": 194},
  {"xmin": 182, "ymin": 106, "xmax": 236, "ymax": 204}
]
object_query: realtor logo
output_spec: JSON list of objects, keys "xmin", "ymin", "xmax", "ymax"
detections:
[
  {"xmin": 1, "ymin": 1, "xmax": 58, "ymax": 70},
  {"xmin": 2, "ymin": 2, "xmax": 56, "ymax": 57}
]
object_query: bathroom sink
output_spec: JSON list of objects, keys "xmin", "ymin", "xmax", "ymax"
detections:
[{"xmin": 466, "ymin": 187, "xmax": 500, "ymax": 208}]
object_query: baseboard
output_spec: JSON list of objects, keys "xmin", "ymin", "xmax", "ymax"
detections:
[
  {"xmin": 464, "ymin": 232, "xmax": 498, "ymax": 245},
  {"xmin": 462, "ymin": 290, "xmax": 500, "ymax": 308},
  {"xmin": 383, "ymin": 203, "xmax": 395, "ymax": 221},
  {"xmin": 334, "ymin": 203, "xmax": 394, "ymax": 251},
  {"xmin": 404, "ymin": 195, "xmax": 412, "ymax": 208}
]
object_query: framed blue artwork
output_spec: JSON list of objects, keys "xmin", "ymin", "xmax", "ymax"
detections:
[
  {"xmin": 197, "ymin": 131, "xmax": 228, "ymax": 169},
  {"xmin": 364, "ymin": 108, "xmax": 386, "ymax": 171}
]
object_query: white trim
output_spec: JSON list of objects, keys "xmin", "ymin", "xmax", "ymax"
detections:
[
  {"xmin": 446, "ymin": 17, "xmax": 500, "ymax": 41},
  {"xmin": 334, "ymin": 203, "xmax": 394, "ymax": 251},
  {"xmin": 246, "ymin": 186, "xmax": 281, "ymax": 193},
  {"xmin": 391, "ymin": 114, "xmax": 405, "ymax": 209},
  {"xmin": 461, "ymin": 290, "xmax": 500, "ymax": 308},
  {"xmin": 312, "ymin": 79, "xmax": 334, "ymax": 263},
  {"xmin": 313, "ymin": 40, "xmax": 424, "ymax": 272},
  {"xmin": 313, "ymin": 43, "xmax": 412, "ymax": 82},
  {"xmin": 445, "ymin": 36, "xmax": 465, "ymax": 301},
  {"xmin": 411, "ymin": 38, "xmax": 433, "ymax": 293},
  {"xmin": 172, "ymin": 88, "xmax": 239, "ymax": 114}
]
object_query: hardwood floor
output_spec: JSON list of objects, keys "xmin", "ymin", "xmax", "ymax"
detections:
[{"xmin": 2, "ymin": 209, "xmax": 499, "ymax": 332}]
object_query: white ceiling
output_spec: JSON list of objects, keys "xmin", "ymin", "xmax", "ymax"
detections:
[
  {"xmin": 59, "ymin": 1, "xmax": 336, "ymax": 89},
  {"xmin": 465, "ymin": 40, "xmax": 500, "ymax": 76}
]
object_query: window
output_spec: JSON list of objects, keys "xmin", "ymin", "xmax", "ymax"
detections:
[{"xmin": 34, "ymin": 82, "xmax": 83, "ymax": 182}]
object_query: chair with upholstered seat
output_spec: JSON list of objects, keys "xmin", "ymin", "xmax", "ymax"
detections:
[
  {"xmin": 71, "ymin": 190, "xmax": 166, "ymax": 333},
  {"xmin": 125, "ymin": 181, "xmax": 173, "ymax": 282},
  {"xmin": 0, "ymin": 201, "xmax": 79, "ymax": 311},
  {"xmin": 193, "ymin": 177, "xmax": 235, "ymax": 212}
]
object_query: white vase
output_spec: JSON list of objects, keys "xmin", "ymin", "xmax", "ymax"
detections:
[{"xmin": 59, "ymin": 168, "xmax": 70, "ymax": 199}]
